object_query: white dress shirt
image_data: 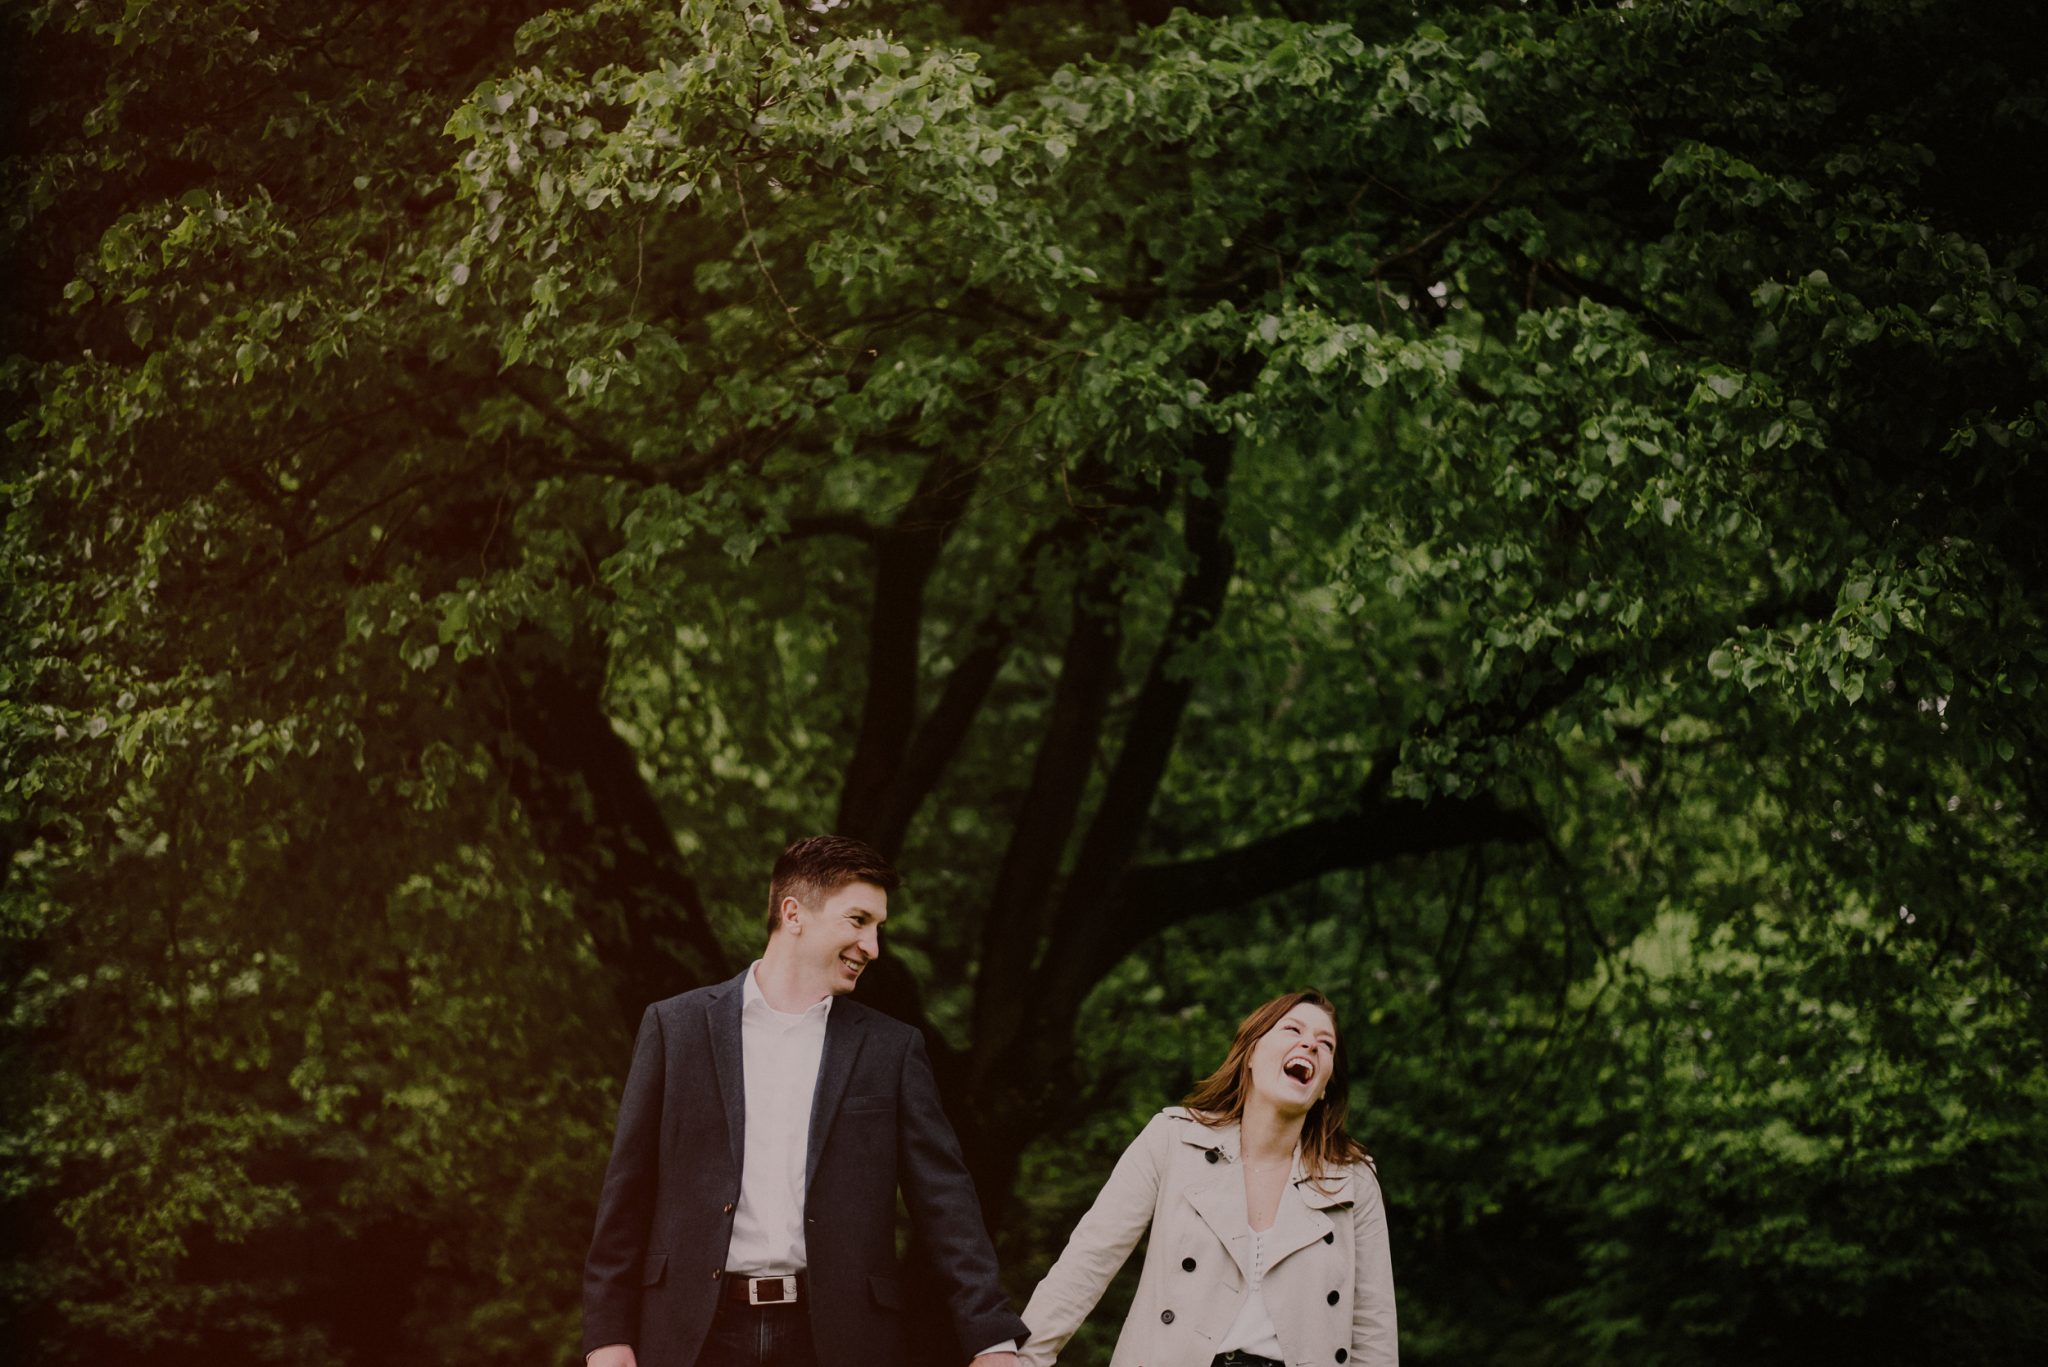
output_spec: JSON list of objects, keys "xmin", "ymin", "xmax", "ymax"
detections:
[
  {"xmin": 724, "ymin": 963, "xmax": 1016, "ymax": 1359},
  {"xmin": 727, "ymin": 961, "xmax": 833, "ymax": 1275}
]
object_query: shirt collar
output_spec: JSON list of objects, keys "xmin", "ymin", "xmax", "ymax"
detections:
[{"xmin": 743, "ymin": 959, "xmax": 834, "ymax": 1024}]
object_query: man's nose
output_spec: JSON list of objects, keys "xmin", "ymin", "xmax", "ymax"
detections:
[{"xmin": 860, "ymin": 925, "xmax": 881, "ymax": 958}]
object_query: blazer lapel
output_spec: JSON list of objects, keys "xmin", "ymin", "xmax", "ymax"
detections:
[
  {"xmin": 707, "ymin": 972, "xmax": 748, "ymax": 1172},
  {"xmin": 804, "ymin": 1002, "xmax": 868, "ymax": 1192}
]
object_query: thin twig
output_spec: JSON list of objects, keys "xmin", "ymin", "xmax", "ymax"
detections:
[{"xmin": 730, "ymin": 164, "xmax": 838, "ymax": 355}]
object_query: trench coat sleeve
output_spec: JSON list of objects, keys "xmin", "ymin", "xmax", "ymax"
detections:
[
  {"xmin": 1017, "ymin": 1112, "xmax": 1172, "ymax": 1367},
  {"xmin": 1349, "ymin": 1163, "xmax": 1398, "ymax": 1367},
  {"xmin": 582, "ymin": 1004, "xmax": 665, "ymax": 1355}
]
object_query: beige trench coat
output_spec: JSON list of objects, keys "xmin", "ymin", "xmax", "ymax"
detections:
[{"xmin": 1019, "ymin": 1107, "xmax": 1397, "ymax": 1367}]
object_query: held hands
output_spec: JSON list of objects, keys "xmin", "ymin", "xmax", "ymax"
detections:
[{"xmin": 586, "ymin": 1347, "xmax": 637, "ymax": 1367}]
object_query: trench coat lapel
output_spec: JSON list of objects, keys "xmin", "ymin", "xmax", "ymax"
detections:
[
  {"xmin": 1180, "ymin": 1121, "xmax": 1254, "ymax": 1283},
  {"xmin": 804, "ymin": 1001, "xmax": 868, "ymax": 1192},
  {"xmin": 707, "ymin": 971, "xmax": 748, "ymax": 1171},
  {"xmin": 1264, "ymin": 1163, "xmax": 1353, "ymax": 1273}
]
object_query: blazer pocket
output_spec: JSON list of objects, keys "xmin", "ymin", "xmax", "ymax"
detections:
[
  {"xmin": 844, "ymin": 1093, "xmax": 896, "ymax": 1114},
  {"xmin": 868, "ymin": 1274, "xmax": 902, "ymax": 1309},
  {"xmin": 640, "ymin": 1252, "xmax": 668, "ymax": 1287}
]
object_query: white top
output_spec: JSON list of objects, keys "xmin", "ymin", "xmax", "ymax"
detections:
[
  {"xmin": 1218, "ymin": 1221, "xmax": 1289, "ymax": 1359},
  {"xmin": 725, "ymin": 963, "xmax": 1018, "ymax": 1359},
  {"xmin": 725, "ymin": 961, "xmax": 832, "ymax": 1274}
]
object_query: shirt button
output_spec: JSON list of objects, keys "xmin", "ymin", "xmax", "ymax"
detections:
[
  {"xmin": 1160, "ymin": 1310, "xmax": 1175, "ymax": 1325},
  {"xmin": 1328, "ymin": 1290, "xmax": 1340, "ymax": 1305},
  {"xmin": 1181, "ymin": 1257, "xmax": 1196, "ymax": 1272}
]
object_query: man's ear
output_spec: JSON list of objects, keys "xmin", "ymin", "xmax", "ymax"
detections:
[{"xmin": 780, "ymin": 895, "xmax": 804, "ymax": 934}]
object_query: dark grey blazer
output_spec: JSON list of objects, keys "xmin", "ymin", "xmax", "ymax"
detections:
[{"xmin": 582, "ymin": 970, "xmax": 1028, "ymax": 1366}]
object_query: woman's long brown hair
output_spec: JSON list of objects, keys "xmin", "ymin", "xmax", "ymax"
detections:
[{"xmin": 1182, "ymin": 989, "xmax": 1373, "ymax": 1182}]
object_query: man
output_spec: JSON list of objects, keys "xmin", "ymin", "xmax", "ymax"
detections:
[{"xmin": 583, "ymin": 836, "xmax": 1027, "ymax": 1367}]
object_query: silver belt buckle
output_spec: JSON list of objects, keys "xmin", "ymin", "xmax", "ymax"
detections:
[{"xmin": 747, "ymin": 1275, "xmax": 797, "ymax": 1306}]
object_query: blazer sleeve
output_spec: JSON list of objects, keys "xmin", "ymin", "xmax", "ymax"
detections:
[
  {"xmin": 582, "ymin": 1003, "xmax": 665, "ymax": 1355},
  {"xmin": 1016, "ymin": 1112, "xmax": 1171, "ymax": 1367},
  {"xmin": 895, "ymin": 1029, "xmax": 1032, "ymax": 1355},
  {"xmin": 1350, "ymin": 1162, "xmax": 1398, "ymax": 1367}
]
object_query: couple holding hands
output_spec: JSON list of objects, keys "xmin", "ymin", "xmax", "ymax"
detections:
[{"xmin": 583, "ymin": 837, "xmax": 1398, "ymax": 1367}]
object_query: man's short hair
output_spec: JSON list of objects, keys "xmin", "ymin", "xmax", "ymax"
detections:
[{"xmin": 765, "ymin": 835, "xmax": 901, "ymax": 935}]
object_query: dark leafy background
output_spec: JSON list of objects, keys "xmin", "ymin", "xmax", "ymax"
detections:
[{"xmin": 4, "ymin": 2, "xmax": 2044, "ymax": 1364}]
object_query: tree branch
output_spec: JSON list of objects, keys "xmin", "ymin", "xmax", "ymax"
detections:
[
  {"xmin": 463, "ymin": 633, "xmax": 731, "ymax": 1031},
  {"xmin": 502, "ymin": 366, "xmax": 792, "ymax": 493},
  {"xmin": 1089, "ymin": 793, "xmax": 1544, "ymax": 1012},
  {"xmin": 1034, "ymin": 426, "xmax": 1238, "ymax": 1011},
  {"xmin": 834, "ymin": 451, "xmax": 984, "ymax": 833},
  {"xmin": 863, "ymin": 522, "xmax": 1080, "ymax": 859},
  {"xmin": 964, "ymin": 557, "xmax": 1128, "ymax": 1083}
]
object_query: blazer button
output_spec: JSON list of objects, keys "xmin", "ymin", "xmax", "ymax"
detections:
[
  {"xmin": 1181, "ymin": 1257, "xmax": 1197, "ymax": 1272},
  {"xmin": 1205, "ymin": 1149, "xmax": 1220, "ymax": 1164},
  {"xmin": 1160, "ymin": 1309, "xmax": 1175, "ymax": 1325},
  {"xmin": 1323, "ymin": 1231, "xmax": 1335, "ymax": 1244},
  {"xmin": 711, "ymin": 1269, "xmax": 722, "ymax": 1280},
  {"xmin": 1328, "ymin": 1290, "xmax": 1340, "ymax": 1305},
  {"xmin": 723, "ymin": 1203, "xmax": 735, "ymax": 1214}
]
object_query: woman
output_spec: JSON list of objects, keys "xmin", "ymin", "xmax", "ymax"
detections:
[{"xmin": 1018, "ymin": 990, "xmax": 1397, "ymax": 1367}]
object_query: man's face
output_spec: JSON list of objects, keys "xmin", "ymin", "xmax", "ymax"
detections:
[{"xmin": 786, "ymin": 880, "xmax": 888, "ymax": 997}]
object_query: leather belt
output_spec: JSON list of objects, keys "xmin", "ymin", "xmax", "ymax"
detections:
[
  {"xmin": 1211, "ymin": 1354, "xmax": 1285, "ymax": 1367},
  {"xmin": 721, "ymin": 1272, "xmax": 805, "ymax": 1307}
]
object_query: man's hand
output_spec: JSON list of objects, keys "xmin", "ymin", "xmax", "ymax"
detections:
[
  {"xmin": 967, "ymin": 1354, "xmax": 1019, "ymax": 1367},
  {"xmin": 586, "ymin": 1346, "xmax": 637, "ymax": 1367}
]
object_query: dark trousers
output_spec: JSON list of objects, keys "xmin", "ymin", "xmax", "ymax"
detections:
[{"xmin": 693, "ymin": 1299, "xmax": 818, "ymax": 1367}]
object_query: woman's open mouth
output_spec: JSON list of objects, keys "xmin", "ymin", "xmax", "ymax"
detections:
[{"xmin": 1283, "ymin": 1057, "xmax": 1315, "ymax": 1084}]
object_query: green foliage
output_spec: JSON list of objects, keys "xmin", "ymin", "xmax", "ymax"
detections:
[{"xmin": 6, "ymin": 0, "xmax": 2045, "ymax": 1363}]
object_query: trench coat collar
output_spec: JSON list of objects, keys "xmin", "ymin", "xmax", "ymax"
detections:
[{"xmin": 1174, "ymin": 1111, "xmax": 1355, "ymax": 1277}]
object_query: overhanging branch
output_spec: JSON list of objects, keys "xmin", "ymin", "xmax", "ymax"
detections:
[{"xmin": 1106, "ymin": 792, "xmax": 1545, "ymax": 970}]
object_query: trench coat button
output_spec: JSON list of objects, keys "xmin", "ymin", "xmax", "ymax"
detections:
[
  {"xmin": 1328, "ymin": 1290, "xmax": 1341, "ymax": 1304},
  {"xmin": 1206, "ymin": 1149, "xmax": 1220, "ymax": 1164},
  {"xmin": 1323, "ymin": 1231, "xmax": 1335, "ymax": 1244},
  {"xmin": 1182, "ymin": 1257, "xmax": 1197, "ymax": 1272},
  {"xmin": 1335, "ymin": 1351, "xmax": 1348, "ymax": 1363},
  {"xmin": 1161, "ymin": 1309, "xmax": 1175, "ymax": 1325}
]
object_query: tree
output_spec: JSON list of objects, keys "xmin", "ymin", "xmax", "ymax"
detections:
[{"xmin": 6, "ymin": 1, "xmax": 2044, "ymax": 1362}]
